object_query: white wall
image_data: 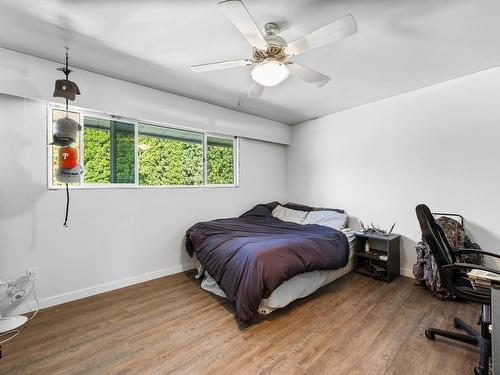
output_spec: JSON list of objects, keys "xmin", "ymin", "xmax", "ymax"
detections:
[
  {"xmin": 287, "ymin": 67, "xmax": 500, "ymax": 276},
  {"xmin": 0, "ymin": 47, "xmax": 290, "ymax": 145},
  {"xmin": 0, "ymin": 94, "xmax": 287, "ymax": 308},
  {"xmin": 0, "ymin": 47, "xmax": 289, "ymax": 309}
]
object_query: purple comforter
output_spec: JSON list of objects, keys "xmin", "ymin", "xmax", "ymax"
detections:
[{"xmin": 185, "ymin": 204, "xmax": 349, "ymax": 322}]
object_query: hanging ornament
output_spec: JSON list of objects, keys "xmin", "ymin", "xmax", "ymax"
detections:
[{"xmin": 51, "ymin": 47, "xmax": 84, "ymax": 226}]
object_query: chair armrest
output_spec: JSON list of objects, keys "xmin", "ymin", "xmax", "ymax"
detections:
[
  {"xmin": 442, "ymin": 263, "xmax": 497, "ymax": 304},
  {"xmin": 455, "ymin": 248, "xmax": 500, "ymax": 259},
  {"xmin": 443, "ymin": 263, "xmax": 500, "ymax": 275}
]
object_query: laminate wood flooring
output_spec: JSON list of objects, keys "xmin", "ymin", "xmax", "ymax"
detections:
[{"xmin": 0, "ymin": 272, "xmax": 481, "ymax": 374}]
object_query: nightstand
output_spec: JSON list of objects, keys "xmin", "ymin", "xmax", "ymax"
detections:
[{"xmin": 354, "ymin": 231, "xmax": 401, "ymax": 282}]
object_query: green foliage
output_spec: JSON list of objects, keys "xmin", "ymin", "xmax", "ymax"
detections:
[
  {"xmin": 83, "ymin": 128, "xmax": 135, "ymax": 184},
  {"xmin": 76, "ymin": 123, "xmax": 234, "ymax": 186},
  {"xmin": 84, "ymin": 128, "xmax": 110, "ymax": 183},
  {"xmin": 115, "ymin": 133, "xmax": 135, "ymax": 183},
  {"xmin": 207, "ymin": 144, "xmax": 234, "ymax": 184},
  {"xmin": 138, "ymin": 136, "xmax": 203, "ymax": 186}
]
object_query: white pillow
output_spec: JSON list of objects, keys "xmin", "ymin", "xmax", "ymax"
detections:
[
  {"xmin": 302, "ymin": 210, "xmax": 348, "ymax": 230},
  {"xmin": 271, "ymin": 205, "xmax": 307, "ymax": 224}
]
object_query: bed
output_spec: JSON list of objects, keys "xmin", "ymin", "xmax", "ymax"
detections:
[{"xmin": 185, "ymin": 202, "xmax": 352, "ymax": 322}]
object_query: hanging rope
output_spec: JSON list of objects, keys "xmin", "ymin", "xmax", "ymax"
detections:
[
  {"xmin": 63, "ymin": 183, "xmax": 70, "ymax": 227},
  {"xmin": 63, "ymin": 47, "xmax": 70, "ymax": 227}
]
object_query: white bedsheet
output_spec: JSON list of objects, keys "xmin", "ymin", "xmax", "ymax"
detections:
[{"xmin": 199, "ymin": 230, "xmax": 356, "ymax": 315}]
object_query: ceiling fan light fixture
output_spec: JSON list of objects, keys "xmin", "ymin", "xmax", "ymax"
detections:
[{"xmin": 251, "ymin": 59, "xmax": 289, "ymax": 87}]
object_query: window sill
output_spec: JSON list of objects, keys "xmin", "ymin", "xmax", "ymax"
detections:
[{"xmin": 47, "ymin": 184, "xmax": 239, "ymax": 191}]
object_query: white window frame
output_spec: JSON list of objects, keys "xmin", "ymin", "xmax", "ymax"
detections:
[
  {"xmin": 47, "ymin": 102, "xmax": 239, "ymax": 190},
  {"xmin": 205, "ymin": 133, "xmax": 239, "ymax": 187}
]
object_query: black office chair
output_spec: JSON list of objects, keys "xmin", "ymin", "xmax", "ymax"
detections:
[{"xmin": 416, "ymin": 204, "xmax": 500, "ymax": 375}]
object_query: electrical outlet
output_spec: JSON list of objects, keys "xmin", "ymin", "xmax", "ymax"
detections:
[{"xmin": 26, "ymin": 267, "xmax": 38, "ymax": 279}]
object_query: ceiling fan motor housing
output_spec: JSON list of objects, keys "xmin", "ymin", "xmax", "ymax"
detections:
[{"xmin": 254, "ymin": 24, "xmax": 288, "ymax": 63}]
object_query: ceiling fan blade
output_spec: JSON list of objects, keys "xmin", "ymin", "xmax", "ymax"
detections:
[
  {"xmin": 287, "ymin": 63, "xmax": 331, "ymax": 87},
  {"xmin": 248, "ymin": 82, "xmax": 264, "ymax": 97},
  {"xmin": 218, "ymin": 0, "xmax": 268, "ymax": 50},
  {"xmin": 285, "ymin": 14, "xmax": 357, "ymax": 56},
  {"xmin": 190, "ymin": 59, "xmax": 253, "ymax": 73}
]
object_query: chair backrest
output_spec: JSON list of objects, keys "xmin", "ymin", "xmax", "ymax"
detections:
[{"xmin": 415, "ymin": 204, "xmax": 457, "ymax": 279}]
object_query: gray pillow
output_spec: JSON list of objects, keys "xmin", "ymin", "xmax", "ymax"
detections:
[
  {"xmin": 272, "ymin": 205, "xmax": 308, "ymax": 224},
  {"xmin": 302, "ymin": 210, "xmax": 348, "ymax": 230}
]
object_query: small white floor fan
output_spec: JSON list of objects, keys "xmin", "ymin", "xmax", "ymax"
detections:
[{"xmin": 0, "ymin": 274, "xmax": 39, "ymax": 357}]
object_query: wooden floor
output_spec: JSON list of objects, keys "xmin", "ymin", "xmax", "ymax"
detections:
[{"xmin": 0, "ymin": 272, "xmax": 481, "ymax": 375}]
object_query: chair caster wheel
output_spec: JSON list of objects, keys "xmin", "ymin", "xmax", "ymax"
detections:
[{"xmin": 425, "ymin": 329, "xmax": 435, "ymax": 340}]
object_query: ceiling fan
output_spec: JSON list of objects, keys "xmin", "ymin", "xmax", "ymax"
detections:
[{"xmin": 190, "ymin": 0, "xmax": 357, "ymax": 97}]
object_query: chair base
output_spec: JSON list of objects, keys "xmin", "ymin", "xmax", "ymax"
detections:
[{"xmin": 426, "ymin": 317, "xmax": 490, "ymax": 375}]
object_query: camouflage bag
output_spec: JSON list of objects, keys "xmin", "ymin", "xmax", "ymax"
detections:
[{"xmin": 413, "ymin": 216, "xmax": 483, "ymax": 299}]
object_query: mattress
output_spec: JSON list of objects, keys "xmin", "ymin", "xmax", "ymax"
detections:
[{"xmin": 199, "ymin": 229, "xmax": 356, "ymax": 316}]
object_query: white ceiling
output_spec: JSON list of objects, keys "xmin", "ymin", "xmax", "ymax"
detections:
[{"xmin": 0, "ymin": 0, "xmax": 499, "ymax": 124}]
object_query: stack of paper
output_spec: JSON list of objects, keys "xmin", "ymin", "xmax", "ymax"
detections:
[{"xmin": 467, "ymin": 269, "xmax": 500, "ymax": 289}]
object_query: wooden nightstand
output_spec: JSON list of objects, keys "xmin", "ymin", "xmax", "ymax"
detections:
[{"xmin": 354, "ymin": 231, "xmax": 401, "ymax": 282}]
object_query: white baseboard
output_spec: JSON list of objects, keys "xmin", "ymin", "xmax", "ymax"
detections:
[
  {"xmin": 23, "ymin": 263, "xmax": 412, "ymax": 314},
  {"xmin": 400, "ymin": 266, "xmax": 414, "ymax": 278},
  {"xmin": 37, "ymin": 263, "xmax": 196, "ymax": 311}
]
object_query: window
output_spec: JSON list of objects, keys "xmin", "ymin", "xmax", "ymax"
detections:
[
  {"xmin": 51, "ymin": 109, "xmax": 81, "ymax": 187},
  {"xmin": 207, "ymin": 136, "xmax": 235, "ymax": 185},
  {"xmin": 138, "ymin": 123, "xmax": 203, "ymax": 186},
  {"xmin": 48, "ymin": 106, "xmax": 238, "ymax": 188},
  {"xmin": 83, "ymin": 117, "xmax": 135, "ymax": 184}
]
